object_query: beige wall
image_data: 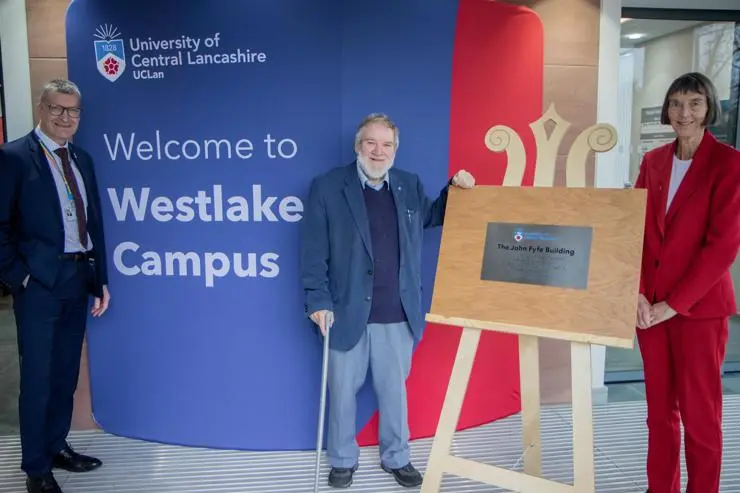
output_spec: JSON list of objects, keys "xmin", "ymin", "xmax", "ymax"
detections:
[
  {"xmin": 505, "ymin": 0, "xmax": 601, "ymax": 404},
  {"xmin": 27, "ymin": 0, "xmax": 69, "ymax": 122},
  {"xmin": 508, "ymin": 0, "xmax": 600, "ymax": 190},
  {"xmin": 23, "ymin": 0, "xmax": 602, "ymax": 427}
]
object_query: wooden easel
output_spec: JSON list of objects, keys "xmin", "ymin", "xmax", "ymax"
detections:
[
  {"xmin": 420, "ymin": 110, "xmax": 647, "ymax": 493},
  {"xmin": 421, "ymin": 321, "xmax": 628, "ymax": 493}
]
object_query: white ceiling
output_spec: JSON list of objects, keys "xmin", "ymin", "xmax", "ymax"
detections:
[
  {"xmin": 622, "ymin": 0, "xmax": 739, "ymax": 9},
  {"xmin": 620, "ymin": 18, "xmax": 708, "ymax": 48}
]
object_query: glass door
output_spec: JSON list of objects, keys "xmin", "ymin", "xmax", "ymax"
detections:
[{"xmin": 606, "ymin": 10, "xmax": 740, "ymax": 383}]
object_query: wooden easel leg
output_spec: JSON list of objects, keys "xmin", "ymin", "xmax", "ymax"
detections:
[
  {"xmin": 519, "ymin": 335, "xmax": 541, "ymax": 477},
  {"xmin": 570, "ymin": 342, "xmax": 595, "ymax": 493},
  {"xmin": 420, "ymin": 327, "xmax": 482, "ymax": 493}
]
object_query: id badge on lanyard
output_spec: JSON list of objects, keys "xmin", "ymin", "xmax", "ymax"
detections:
[
  {"xmin": 64, "ymin": 202, "xmax": 78, "ymax": 223},
  {"xmin": 39, "ymin": 140, "xmax": 76, "ymax": 204}
]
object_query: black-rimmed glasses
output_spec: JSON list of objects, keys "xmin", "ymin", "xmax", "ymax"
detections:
[{"xmin": 46, "ymin": 104, "xmax": 82, "ymax": 118}]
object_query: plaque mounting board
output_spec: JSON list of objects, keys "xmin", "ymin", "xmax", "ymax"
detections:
[
  {"xmin": 421, "ymin": 185, "xmax": 647, "ymax": 493},
  {"xmin": 428, "ymin": 185, "xmax": 647, "ymax": 349}
]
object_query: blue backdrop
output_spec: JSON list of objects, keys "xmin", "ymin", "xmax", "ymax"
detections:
[{"xmin": 66, "ymin": 0, "xmax": 457, "ymax": 450}]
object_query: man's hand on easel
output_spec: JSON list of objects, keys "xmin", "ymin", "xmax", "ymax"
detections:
[{"xmin": 451, "ymin": 169, "xmax": 476, "ymax": 189}]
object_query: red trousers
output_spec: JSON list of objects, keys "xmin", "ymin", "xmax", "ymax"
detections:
[{"xmin": 636, "ymin": 316, "xmax": 728, "ymax": 493}]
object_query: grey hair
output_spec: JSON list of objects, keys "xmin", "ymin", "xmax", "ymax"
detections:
[
  {"xmin": 354, "ymin": 113, "xmax": 399, "ymax": 149},
  {"xmin": 38, "ymin": 79, "xmax": 82, "ymax": 104}
]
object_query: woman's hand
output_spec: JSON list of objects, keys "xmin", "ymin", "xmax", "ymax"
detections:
[
  {"xmin": 650, "ymin": 301, "xmax": 677, "ymax": 326},
  {"xmin": 636, "ymin": 294, "xmax": 652, "ymax": 329}
]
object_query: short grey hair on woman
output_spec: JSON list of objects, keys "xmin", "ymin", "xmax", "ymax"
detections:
[
  {"xmin": 38, "ymin": 79, "xmax": 82, "ymax": 104},
  {"xmin": 354, "ymin": 113, "xmax": 400, "ymax": 150}
]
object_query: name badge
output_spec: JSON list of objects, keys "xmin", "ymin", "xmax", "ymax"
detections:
[{"xmin": 64, "ymin": 203, "xmax": 77, "ymax": 223}]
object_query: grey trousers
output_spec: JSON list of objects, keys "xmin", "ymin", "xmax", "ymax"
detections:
[{"xmin": 327, "ymin": 322, "xmax": 414, "ymax": 469}]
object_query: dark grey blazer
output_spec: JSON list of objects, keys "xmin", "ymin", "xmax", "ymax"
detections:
[{"xmin": 300, "ymin": 162, "xmax": 449, "ymax": 351}]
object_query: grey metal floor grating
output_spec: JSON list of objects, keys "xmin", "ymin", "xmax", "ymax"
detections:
[{"xmin": 1, "ymin": 395, "xmax": 739, "ymax": 492}]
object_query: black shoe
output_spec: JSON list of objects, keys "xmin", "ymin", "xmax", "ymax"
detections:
[
  {"xmin": 381, "ymin": 462, "xmax": 423, "ymax": 487},
  {"xmin": 328, "ymin": 463, "xmax": 358, "ymax": 488},
  {"xmin": 52, "ymin": 444, "xmax": 102, "ymax": 473},
  {"xmin": 26, "ymin": 473, "xmax": 62, "ymax": 493}
]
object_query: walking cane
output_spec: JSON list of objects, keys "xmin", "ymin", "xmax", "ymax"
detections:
[{"xmin": 314, "ymin": 312, "xmax": 333, "ymax": 493}]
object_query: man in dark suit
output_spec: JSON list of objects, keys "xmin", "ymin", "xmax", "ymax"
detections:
[
  {"xmin": 301, "ymin": 113, "xmax": 474, "ymax": 488},
  {"xmin": 0, "ymin": 79, "xmax": 110, "ymax": 493}
]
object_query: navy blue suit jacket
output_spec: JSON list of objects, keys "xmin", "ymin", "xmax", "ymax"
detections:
[
  {"xmin": 0, "ymin": 132, "xmax": 109, "ymax": 298},
  {"xmin": 300, "ymin": 162, "xmax": 449, "ymax": 351}
]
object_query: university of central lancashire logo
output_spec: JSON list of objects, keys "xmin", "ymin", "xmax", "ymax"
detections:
[{"xmin": 94, "ymin": 24, "xmax": 126, "ymax": 82}]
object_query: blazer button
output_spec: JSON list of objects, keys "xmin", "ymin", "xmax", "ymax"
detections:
[
  {"xmin": 365, "ymin": 296, "xmax": 371, "ymax": 301},
  {"xmin": 655, "ymin": 260, "xmax": 660, "ymax": 267},
  {"xmin": 367, "ymin": 269, "xmax": 373, "ymax": 275}
]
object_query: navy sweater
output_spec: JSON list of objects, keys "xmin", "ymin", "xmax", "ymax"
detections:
[{"xmin": 363, "ymin": 184, "xmax": 407, "ymax": 324}]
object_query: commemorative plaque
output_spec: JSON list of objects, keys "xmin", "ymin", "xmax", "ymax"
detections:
[{"xmin": 480, "ymin": 222, "xmax": 593, "ymax": 289}]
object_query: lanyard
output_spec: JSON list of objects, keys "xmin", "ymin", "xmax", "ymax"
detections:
[{"xmin": 38, "ymin": 140, "xmax": 75, "ymax": 201}]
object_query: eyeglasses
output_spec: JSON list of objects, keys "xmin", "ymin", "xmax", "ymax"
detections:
[
  {"xmin": 46, "ymin": 104, "xmax": 82, "ymax": 118},
  {"xmin": 668, "ymin": 99, "xmax": 706, "ymax": 113}
]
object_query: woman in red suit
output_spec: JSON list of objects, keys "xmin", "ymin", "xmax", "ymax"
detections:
[{"xmin": 634, "ymin": 72, "xmax": 740, "ymax": 493}]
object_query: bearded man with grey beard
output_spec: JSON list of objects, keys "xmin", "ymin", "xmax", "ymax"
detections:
[{"xmin": 300, "ymin": 113, "xmax": 475, "ymax": 488}]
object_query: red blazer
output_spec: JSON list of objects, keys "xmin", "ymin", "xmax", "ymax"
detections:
[{"xmin": 635, "ymin": 130, "xmax": 740, "ymax": 318}]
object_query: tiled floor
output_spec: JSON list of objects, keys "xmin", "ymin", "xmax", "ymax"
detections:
[
  {"xmin": 0, "ymin": 395, "xmax": 738, "ymax": 492},
  {"xmin": 2, "ymin": 296, "xmax": 740, "ymax": 491}
]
